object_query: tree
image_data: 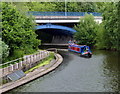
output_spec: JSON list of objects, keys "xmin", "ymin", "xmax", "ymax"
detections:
[
  {"xmin": 25, "ymin": 2, "xmax": 57, "ymax": 12},
  {"xmin": 95, "ymin": 24, "xmax": 108, "ymax": 49},
  {"xmin": 25, "ymin": 2, "xmax": 98, "ymax": 12},
  {"xmin": 99, "ymin": 2, "xmax": 119, "ymax": 50},
  {"xmin": 2, "ymin": 2, "xmax": 40, "ymax": 61},
  {"xmin": 0, "ymin": 40, "xmax": 9, "ymax": 63},
  {"xmin": 74, "ymin": 14, "xmax": 99, "ymax": 47}
]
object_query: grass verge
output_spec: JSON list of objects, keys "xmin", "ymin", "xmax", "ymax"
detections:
[{"xmin": 24, "ymin": 52, "xmax": 54, "ymax": 74}]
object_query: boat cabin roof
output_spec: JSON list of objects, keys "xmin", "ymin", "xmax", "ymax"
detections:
[{"xmin": 69, "ymin": 44, "xmax": 88, "ymax": 48}]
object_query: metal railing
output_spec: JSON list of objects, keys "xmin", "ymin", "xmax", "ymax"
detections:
[
  {"xmin": 0, "ymin": 58, "xmax": 23, "ymax": 69},
  {"xmin": 28, "ymin": 11, "xmax": 102, "ymax": 16},
  {"xmin": 0, "ymin": 51, "xmax": 50, "ymax": 77}
]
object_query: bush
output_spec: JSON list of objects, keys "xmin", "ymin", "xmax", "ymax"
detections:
[
  {"xmin": 0, "ymin": 40, "xmax": 9, "ymax": 63},
  {"xmin": 74, "ymin": 14, "xmax": 99, "ymax": 47},
  {"xmin": 13, "ymin": 49, "xmax": 24, "ymax": 59},
  {"xmin": 5, "ymin": 49, "xmax": 24, "ymax": 62}
]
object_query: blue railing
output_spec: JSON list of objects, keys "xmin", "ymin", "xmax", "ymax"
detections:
[{"xmin": 28, "ymin": 11, "xmax": 102, "ymax": 16}]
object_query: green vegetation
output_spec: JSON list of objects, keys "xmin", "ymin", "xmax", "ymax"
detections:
[
  {"xmin": 25, "ymin": 2, "xmax": 97, "ymax": 12},
  {"xmin": 74, "ymin": 2, "xmax": 120, "ymax": 51},
  {"xmin": 25, "ymin": 52, "xmax": 54, "ymax": 74},
  {"xmin": 74, "ymin": 14, "xmax": 99, "ymax": 47},
  {"xmin": 1, "ymin": 2, "xmax": 120, "ymax": 65},
  {"xmin": 96, "ymin": 2, "xmax": 120, "ymax": 50},
  {"xmin": 2, "ymin": 2, "xmax": 40, "ymax": 63},
  {"xmin": 26, "ymin": 2, "xmax": 119, "ymax": 51},
  {"xmin": 0, "ymin": 40, "xmax": 9, "ymax": 63}
]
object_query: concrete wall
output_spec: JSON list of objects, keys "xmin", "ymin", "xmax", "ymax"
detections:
[
  {"xmin": 0, "ymin": 51, "xmax": 50, "ymax": 78},
  {"xmin": 35, "ymin": 16, "xmax": 102, "ymax": 23}
]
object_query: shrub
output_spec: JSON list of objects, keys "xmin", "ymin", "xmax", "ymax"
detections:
[{"xmin": 0, "ymin": 40, "xmax": 9, "ymax": 63}]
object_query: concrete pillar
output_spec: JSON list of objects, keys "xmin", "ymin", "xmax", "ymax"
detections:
[
  {"xmin": 20, "ymin": 61, "xmax": 23, "ymax": 67},
  {"xmin": 40, "ymin": 52, "xmax": 42, "ymax": 60},
  {"xmin": 2, "ymin": 68, "xmax": 4, "ymax": 75},
  {"xmin": 34, "ymin": 54, "xmax": 36, "ymax": 62},
  {"xmin": 28, "ymin": 56, "xmax": 30, "ymax": 64},
  {"xmin": 29, "ymin": 56, "xmax": 32, "ymax": 68},
  {"xmin": 37, "ymin": 53, "xmax": 39, "ymax": 61},
  {"xmin": 10, "ymin": 64, "xmax": 14, "ymax": 72},
  {"xmin": 29, "ymin": 56, "xmax": 32, "ymax": 64},
  {"xmin": 7, "ymin": 66, "xmax": 10, "ymax": 72},
  {"xmin": 16, "ymin": 63, "xmax": 18, "ymax": 69},
  {"xmin": 32, "ymin": 55, "xmax": 34, "ymax": 63},
  {"xmin": 18, "ymin": 61, "xmax": 21, "ymax": 69}
]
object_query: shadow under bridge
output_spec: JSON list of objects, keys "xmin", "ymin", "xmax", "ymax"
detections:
[{"xmin": 35, "ymin": 23, "xmax": 77, "ymax": 44}]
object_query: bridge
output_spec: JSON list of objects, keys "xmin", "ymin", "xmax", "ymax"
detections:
[
  {"xmin": 36, "ymin": 23, "xmax": 77, "ymax": 35},
  {"xmin": 29, "ymin": 11, "xmax": 102, "ymax": 23},
  {"xmin": 29, "ymin": 12, "xmax": 102, "ymax": 45}
]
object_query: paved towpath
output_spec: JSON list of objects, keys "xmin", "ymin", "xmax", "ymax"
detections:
[{"xmin": 0, "ymin": 53, "xmax": 63, "ymax": 93}]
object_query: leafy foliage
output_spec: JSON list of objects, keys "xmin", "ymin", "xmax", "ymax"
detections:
[
  {"xmin": 25, "ymin": 2, "xmax": 97, "ymax": 12},
  {"xmin": 95, "ymin": 24, "xmax": 107, "ymax": 49},
  {"xmin": 0, "ymin": 40, "xmax": 9, "ymax": 63},
  {"xmin": 96, "ymin": 2, "xmax": 120, "ymax": 50},
  {"xmin": 74, "ymin": 14, "xmax": 99, "ymax": 47},
  {"xmin": 25, "ymin": 2, "xmax": 57, "ymax": 12},
  {"xmin": 74, "ymin": 2, "xmax": 120, "ymax": 51},
  {"xmin": 2, "ymin": 2, "xmax": 40, "ymax": 62}
]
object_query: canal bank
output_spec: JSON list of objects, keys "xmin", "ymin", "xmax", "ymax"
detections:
[
  {"xmin": 0, "ymin": 53, "xmax": 63, "ymax": 93},
  {"xmin": 8, "ymin": 49, "xmax": 119, "ymax": 92}
]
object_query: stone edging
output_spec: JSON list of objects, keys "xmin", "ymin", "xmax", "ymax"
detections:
[{"xmin": 0, "ymin": 53, "xmax": 63, "ymax": 93}]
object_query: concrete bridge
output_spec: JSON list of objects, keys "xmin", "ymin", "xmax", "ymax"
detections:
[
  {"xmin": 29, "ymin": 12, "xmax": 102, "ymax": 23},
  {"xmin": 29, "ymin": 12, "xmax": 102, "ymax": 44}
]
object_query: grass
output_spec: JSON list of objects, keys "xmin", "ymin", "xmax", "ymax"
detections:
[{"xmin": 24, "ymin": 52, "xmax": 54, "ymax": 74}]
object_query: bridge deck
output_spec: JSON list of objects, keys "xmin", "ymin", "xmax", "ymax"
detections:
[
  {"xmin": 35, "ymin": 16, "xmax": 102, "ymax": 20},
  {"xmin": 35, "ymin": 16, "xmax": 102, "ymax": 23},
  {"xmin": 29, "ymin": 11, "xmax": 102, "ymax": 16}
]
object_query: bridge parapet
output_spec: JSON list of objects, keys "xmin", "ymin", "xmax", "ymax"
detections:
[
  {"xmin": 30, "ymin": 12, "xmax": 102, "ymax": 23},
  {"xmin": 35, "ymin": 16, "xmax": 102, "ymax": 20},
  {"xmin": 29, "ymin": 11, "xmax": 102, "ymax": 16}
]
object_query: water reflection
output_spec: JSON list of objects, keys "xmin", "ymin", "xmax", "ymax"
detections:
[
  {"xmin": 102, "ymin": 52, "xmax": 119, "ymax": 92},
  {"xmin": 92, "ymin": 50, "xmax": 119, "ymax": 92}
]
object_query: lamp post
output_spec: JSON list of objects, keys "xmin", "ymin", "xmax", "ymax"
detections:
[{"xmin": 65, "ymin": 0, "xmax": 67, "ymax": 16}]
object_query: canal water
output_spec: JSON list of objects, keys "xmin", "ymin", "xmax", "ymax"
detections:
[{"xmin": 8, "ymin": 50, "xmax": 119, "ymax": 92}]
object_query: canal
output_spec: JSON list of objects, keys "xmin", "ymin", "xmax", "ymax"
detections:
[{"xmin": 8, "ymin": 50, "xmax": 119, "ymax": 92}]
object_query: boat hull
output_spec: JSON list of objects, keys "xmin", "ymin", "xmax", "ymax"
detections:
[
  {"xmin": 68, "ymin": 44, "xmax": 92, "ymax": 58},
  {"xmin": 80, "ymin": 52, "xmax": 92, "ymax": 58}
]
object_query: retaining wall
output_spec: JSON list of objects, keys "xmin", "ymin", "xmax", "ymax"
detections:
[{"xmin": 0, "ymin": 51, "xmax": 49, "ymax": 78}]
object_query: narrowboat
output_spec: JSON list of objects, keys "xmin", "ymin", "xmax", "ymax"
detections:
[{"xmin": 68, "ymin": 43, "xmax": 92, "ymax": 58}]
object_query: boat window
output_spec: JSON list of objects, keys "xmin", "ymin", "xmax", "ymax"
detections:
[{"xmin": 81, "ymin": 47, "xmax": 84, "ymax": 52}]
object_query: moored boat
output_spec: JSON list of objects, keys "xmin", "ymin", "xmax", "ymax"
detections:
[{"xmin": 68, "ymin": 43, "xmax": 92, "ymax": 58}]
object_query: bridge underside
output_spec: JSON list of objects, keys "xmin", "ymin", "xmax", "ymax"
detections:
[
  {"xmin": 35, "ymin": 24, "xmax": 76, "ymax": 44},
  {"xmin": 36, "ymin": 28, "xmax": 73, "ymax": 44}
]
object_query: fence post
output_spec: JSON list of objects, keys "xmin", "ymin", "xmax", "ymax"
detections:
[
  {"xmin": 10, "ymin": 64, "xmax": 14, "ymax": 72},
  {"xmin": 16, "ymin": 62, "xmax": 18, "ymax": 70},
  {"xmin": 32, "ymin": 55, "xmax": 33, "ymax": 64}
]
